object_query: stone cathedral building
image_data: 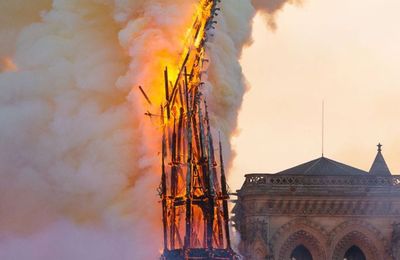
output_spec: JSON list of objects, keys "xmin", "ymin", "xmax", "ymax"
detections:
[{"xmin": 233, "ymin": 144, "xmax": 400, "ymax": 260}]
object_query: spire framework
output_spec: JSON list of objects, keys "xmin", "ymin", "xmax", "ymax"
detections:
[{"xmin": 157, "ymin": 1, "xmax": 238, "ymax": 259}]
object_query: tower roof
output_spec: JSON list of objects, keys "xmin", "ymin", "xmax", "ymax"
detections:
[
  {"xmin": 276, "ymin": 156, "xmax": 367, "ymax": 176},
  {"xmin": 369, "ymin": 143, "xmax": 391, "ymax": 176}
]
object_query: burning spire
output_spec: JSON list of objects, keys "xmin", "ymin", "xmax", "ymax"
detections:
[
  {"xmin": 0, "ymin": 0, "xmax": 302, "ymax": 258},
  {"xmin": 153, "ymin": 0, "xmax": 238, "ymax": 259}
]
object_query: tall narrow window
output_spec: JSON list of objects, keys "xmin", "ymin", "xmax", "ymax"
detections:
[
  {"xmin": 343, "ymin": 245, "xmax": 366, "ymax": 260},
  {"xmin": 290, "ymin": 245, "xmax": 313, "ymax": 260}
]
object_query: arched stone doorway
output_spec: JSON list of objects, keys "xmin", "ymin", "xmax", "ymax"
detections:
[
  {"xmin": 332, "ymin": 231, "xmax": 379, "ymax": 260},
  {"xmin": 343, "ymin": 245, "xmax": 366, "ymax": 260},
  {"xmin": 278, "ymin": 230, "xmax": 326, "ymax": 260},
  {"xmin": 290, "ymin": 245, "xmax": 313, "ymax": 260}
]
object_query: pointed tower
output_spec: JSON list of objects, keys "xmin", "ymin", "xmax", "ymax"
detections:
[
  {"xmin": 158, "ymin": 0, "xmax": 237, "ymax": 259},
  {"xmin": 369, "ymin": 143, "xmax": 391, "ymax": 176}
]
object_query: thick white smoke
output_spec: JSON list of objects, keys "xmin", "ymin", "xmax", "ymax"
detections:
[
  {"xmin": 252, "ymin": 0, "xmax": 302, "ymax": 29},
  {"xmin": 0, "ymin": 0, "xmax": 297, "ymax": 259}
]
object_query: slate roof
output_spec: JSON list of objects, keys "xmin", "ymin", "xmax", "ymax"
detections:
[{"xmin": 275, "ymin": 156, "xmax": 368, "ymax": 176}]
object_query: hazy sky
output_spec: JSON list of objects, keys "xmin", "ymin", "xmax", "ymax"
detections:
[{"xmin": 231, "ymin": 0, "xmax": 400, "ymax": 190}]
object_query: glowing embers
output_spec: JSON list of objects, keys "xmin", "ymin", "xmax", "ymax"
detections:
[
  {"xmin": 1, "ymin": 57, "xmax": 17, "ymax": 72},
  {"xmin": 190, "ymin": 205, "xmax": 206, "ymax": 248},
  {"xmin": 181, "ymin": 0, "xmax": 214, "ymax": 57},
  {"xmin": 158, "ymin": 0, "xmax": 237, "ymax": 259},
  {"xmin": 160, "ymin": 78, "xmax": 236, "ymax": 258},
  {"xmin": 212, "ymin": 202, "xmax": 229, "ymax": 249},
  {"xmin": 167, "ymin": 204, "xmax": 185, "ymax": 250}
]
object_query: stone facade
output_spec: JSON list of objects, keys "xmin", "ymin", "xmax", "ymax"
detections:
[{"xmin": 233, "ymin": 151, "xmax": 400, "ymax": 260}]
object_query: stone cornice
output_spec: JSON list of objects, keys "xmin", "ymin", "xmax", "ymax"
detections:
[
  {"xmin": 235, "ymin": 198, "xmax": 400, "ymax": 217},
  {"xmin": 239, "ymin": 174, "xmax": 400, "ymax": 197}
]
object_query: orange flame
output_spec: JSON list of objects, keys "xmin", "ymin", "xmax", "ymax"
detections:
[
  {"xmin": 1, "ymin": 57, "xmax": 17, "ymax": 72},
  {"xmin": 140, "ymin": 0, "xmax": 212, "ymax": 109}
]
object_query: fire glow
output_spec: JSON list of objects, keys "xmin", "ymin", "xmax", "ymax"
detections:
[
  {"xmin": 139, "ymin": 0, "xmax": 237, "ymax": 258},
  {"xmin": 144, "ymin": 0, "xmax": 213, "ymax": 107},
  {"xmin": 0, "ymin": 57, "xmax": 17, "ymax": 72},
  {"xmin": 0, "ymin": 0, "xmax": 297, "ymax": 259}
]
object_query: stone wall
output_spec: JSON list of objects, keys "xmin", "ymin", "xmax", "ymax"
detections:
[{"xmin": 234, "ymin": 174, "xmax": 400, "ymax": 260}]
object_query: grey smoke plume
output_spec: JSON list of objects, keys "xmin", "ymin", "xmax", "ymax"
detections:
[
  {"xmin": 252, "ymin": 0, "xmax": 302, "ymax": 29},
  {"xmin": 0, "ymin": 0, "xmax": 296, "ymax": 259}
]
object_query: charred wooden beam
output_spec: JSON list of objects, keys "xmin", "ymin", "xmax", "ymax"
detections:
[
  {"xmin": 219, "ymin": 133, "xmax": 232, "ymax": 250},
  {"xmin": 164, "ymin": 67, "xmax": 171, "ymax": 120},
  {"xmin": 161, "ymin": 105, "xmax": 168, "ymax": 251},
  {"xmin": 138, "ymin": 85, "xmax": 152, "ymax": 105}
]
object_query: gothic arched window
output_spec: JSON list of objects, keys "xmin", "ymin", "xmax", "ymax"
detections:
[
  {"xmin": 343, "ymin": 245, "xmax": 366, "ymax": 260},
  {"xmin": 290, "ymin": 245, "xmax": 313, "ymax": 260}
]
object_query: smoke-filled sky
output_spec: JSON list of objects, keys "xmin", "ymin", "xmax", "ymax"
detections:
[
  {"xmin": 232, "ymin": 0, "xmax": 400, "ymax": 190},
  {"xmin": 0, "ymin": 0, "xmax": 255, "ymax": 259}
]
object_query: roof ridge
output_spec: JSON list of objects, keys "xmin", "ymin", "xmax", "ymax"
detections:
[
  {"xmin": 326, "ymin": 157, "xmax": 367, "ymax": 173},
  {"xmin": 303, "ymin": 157, "xmax": 323, "ymax": 174},
  {"xmin": 326, "ymin": 158, "xmax": 355, "ymax": 174},
  {"xmin": 275, "ymin": 156, "xmax": 367, "ymax": 176}
]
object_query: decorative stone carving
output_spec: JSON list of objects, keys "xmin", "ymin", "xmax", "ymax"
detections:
[
  {"xmin": 270, "ymin": 218, "xmax": 328, "ymax": 260},
  {"xmin": 271, "ymin": 218, "xmax": 328, "ymax": 243},
  {"xmin": 278, "ymin": 230, "xmax": 326, "ymax": 260},
  {"xmin": 236, "ymin": 169, "xmax": 400, "ymax": 259},
  {"xmin": 392, "ymin": 222, "xmax": 400, "ymax": 260},
  {"xmin": 247, "ymin": 219, "xmax": 268, "ymax": 245},
  {"xmin": 332, "ymin": 231, "xmax": 379, "ymax": 260},
  {"xmin": 231, "ymin": 200, "xmax": 243, "ymax": 234},
  {"xmin": 243, "ymin": 175, "xmax": 400, "ymax": 188},
  {"xmin": 328, "ymin": 220, "xmax": 390, "ymax": 253},
  {"xmin": 243, "ymin": 218, "xmax": 273, "ymax": 260},
  {"xmin": 250, "ymin": 237, "xmax": 269, "ymax": 260},
  {"xmin": 259, "ymin": 199, "xmax": 395, "ymax": 216}
]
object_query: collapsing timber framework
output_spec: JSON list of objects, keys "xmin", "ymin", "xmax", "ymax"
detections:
[{"xmin": 154, "ymin": 0, "xmax": 237, "ymax": 259}]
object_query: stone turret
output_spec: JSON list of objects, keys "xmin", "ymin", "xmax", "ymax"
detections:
[{"xmin": 369, "ymin": 143, "xmax": 392, "ymax": 176}]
